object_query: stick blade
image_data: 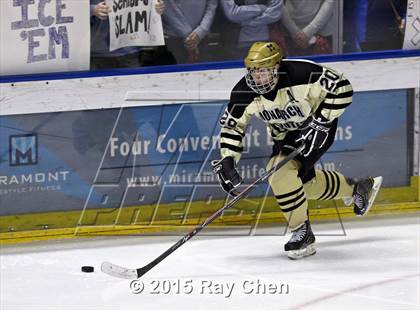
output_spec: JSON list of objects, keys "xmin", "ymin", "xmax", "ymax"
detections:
[{"xmin": 101, "ymin": 261, "xmax": 138, "ymax": 279}]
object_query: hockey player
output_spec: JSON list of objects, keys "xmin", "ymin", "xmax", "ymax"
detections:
[{"xmin": 212, "ymin": 42, "xmax": 383, "ymax": 259}]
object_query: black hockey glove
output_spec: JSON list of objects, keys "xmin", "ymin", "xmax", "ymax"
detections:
[
  {"xmin": 211, "ymin": 157, "xmax": 242, "ymax": 196},
  {"xmin": 296, "ymin": 115, "xmax": 332, "ymax": 157}
]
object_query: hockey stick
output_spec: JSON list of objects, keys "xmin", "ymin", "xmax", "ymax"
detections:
[{"xmin": 101, "ymin": 144, "xmax": 305, "ymax": 279}]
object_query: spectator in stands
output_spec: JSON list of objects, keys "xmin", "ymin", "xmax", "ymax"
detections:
[
  {"xmin": 90, "ymin": 0, "xmax": 168, "ymax": 70},
  {"xmin": 343, "ymin": 0, "xmax": 368, "ymax": 53},
  {"xmin": 162, "ymin": 0, "xmax": 218, "ymax": 64},
  {"xmin": 280, "ymin": 0, "xmax": 335, "ymax": 56},
  {"xmin": 362, "ymin": 0, "xmax": 406, "ymax": 51},
  {"xmin": 220, "ymin": 0, "xmax": 283, "ymax": 59}
]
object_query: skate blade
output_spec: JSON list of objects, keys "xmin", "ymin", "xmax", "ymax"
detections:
[
  {"xmin": 287, "ymin": 244, "xmax": 316, "ymax": 260},
  {"xmin": 359, "ymin": 176, "xmax": 383, "ymax": 216}
]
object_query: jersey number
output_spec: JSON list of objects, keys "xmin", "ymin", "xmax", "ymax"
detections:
[
  {"xmin": 320, "ymin": 70, "xmax": 340, "ymax": 92},
  {"xmin": 220, "ymin": 112, "xmax": 237, "ymax": 129}
]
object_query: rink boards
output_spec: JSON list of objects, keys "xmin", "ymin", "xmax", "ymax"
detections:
[{"xmin": 0, "ymin": 53, "xmax": 419, "ymax": 243}]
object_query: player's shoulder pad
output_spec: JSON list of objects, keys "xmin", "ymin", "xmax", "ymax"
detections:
[
  {"xmin": 280, "ymin": 59, "xmax": 324, "ymax": 86},
  {"xmin": 228, "ymin": 77, "xmax": 259, "ymax": 118}
]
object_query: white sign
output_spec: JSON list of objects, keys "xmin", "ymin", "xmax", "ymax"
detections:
[
  {"xmin": 0, "ymin": 0, "xmax": 90, "ymax": 76},
  {"xmin": 403, "ymin": 0, "xmax": 420, "ymax": 49},
  {"xmin": 107, "ymin": 0, "xmax": 164, "ymax": 51}
]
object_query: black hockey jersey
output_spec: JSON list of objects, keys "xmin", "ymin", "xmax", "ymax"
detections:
[{"xmin": 220, "ymin": 59, "xmax": 353, "ymax": 162}]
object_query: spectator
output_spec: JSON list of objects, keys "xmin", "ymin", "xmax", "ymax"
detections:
[
  {"xmin": 343, "ymin": 0, "xmax": 369, "ymax": 53},
  {"xmin": 281, "ymin": 0, "xmax": 335, "ymax": 56},
  {"xmin": 220, "ymin": 0, "xmax": 283, "ymax": 59},
  {"xmin": 362, "ymin": 0, "xmax": 407, "ymax": 51},
  {"xmin": 162, "ymin": 0, "xmax": 218, "ymax": 64},
  {"xmin": 90, "ymin": 0, "xmax": 166, "ymax": 70}
]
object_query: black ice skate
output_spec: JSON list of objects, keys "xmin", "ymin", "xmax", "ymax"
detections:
[
  {"xmin": 284, "ymin": 220, "xmax": 316, "ymax": 260},
  {"xmin": 344, "ymin": 176, "xmax": 383, "ymax": 216}
]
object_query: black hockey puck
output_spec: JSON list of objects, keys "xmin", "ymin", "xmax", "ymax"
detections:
[{"xmin": 81, "ymin": 266, "xmax": 94, "ymax": 273}]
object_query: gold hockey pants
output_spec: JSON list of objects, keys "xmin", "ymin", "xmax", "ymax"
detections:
[{"xmin": 267, "ymin": 155, "xmax": 354, "ymax": 229}]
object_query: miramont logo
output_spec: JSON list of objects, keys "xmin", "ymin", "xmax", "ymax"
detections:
[{"xmin": 9, "ymin": 134, "xmax": 38, "ymax": 166}]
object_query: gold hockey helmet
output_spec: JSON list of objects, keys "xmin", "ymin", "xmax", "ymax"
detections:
[
  {"xmin": 244, "ymin": 42, "xmax": 283, "ymax": 69},
  {"xmin": 244, "ymin": 42, "xmax": 283, "ymax": 94}
]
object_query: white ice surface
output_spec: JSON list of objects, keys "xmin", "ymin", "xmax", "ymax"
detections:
[{"xmin": 1, "ymin": 215, "xmax": 419, "ymax": 310}]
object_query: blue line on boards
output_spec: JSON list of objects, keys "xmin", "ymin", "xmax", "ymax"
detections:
[{"xmin": 1, "ymin": 49, "xmax": 420, "ymax": 84}]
